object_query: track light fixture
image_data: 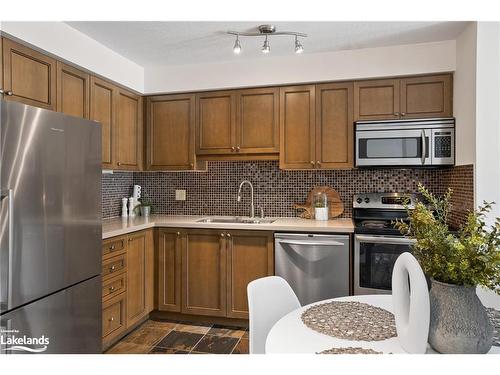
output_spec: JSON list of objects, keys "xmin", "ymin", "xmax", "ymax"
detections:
[
  {"xmin": 233, "ymin": 35, "xmax": 241, "ymax": 54},
  {"xmin": 262, "ymin": 36, "xmax": 270, "ymax": 54},
  {"xmin": 228, "ymin": 24, "xmax": 307, "ymax": 55}
]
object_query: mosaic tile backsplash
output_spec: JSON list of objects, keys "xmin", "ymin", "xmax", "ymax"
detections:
[{"xmin": 102, "ymin": 161, "xmax": 474, "ymax": 224}]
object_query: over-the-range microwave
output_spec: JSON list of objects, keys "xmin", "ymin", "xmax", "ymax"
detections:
[{"xmin": 355, "ymin": 118, "xmax": 455, "ymax": 168}]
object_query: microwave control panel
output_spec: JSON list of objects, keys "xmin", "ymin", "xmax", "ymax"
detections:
[{"xmin": 434, "ymin": 132, "xmax": 452, "ymax": 158}]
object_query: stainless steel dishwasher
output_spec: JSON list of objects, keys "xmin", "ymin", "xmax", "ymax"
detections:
[{"xmin": 274, "ymin": 233, "xmax": 350, "ymax": 305}]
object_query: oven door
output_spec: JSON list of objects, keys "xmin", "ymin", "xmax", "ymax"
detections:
[
  {"xmin": 356, "ymin": 128, "xmax": 431, "ymax": 167},
  {"xmin": 354, "ymin": 234, "xmax": 416, "ymax": 295}
]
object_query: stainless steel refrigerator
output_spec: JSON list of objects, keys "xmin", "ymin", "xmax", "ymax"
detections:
[{"xmin": 0, "ymin": 100, "xmax": 102, "ymax": 354}]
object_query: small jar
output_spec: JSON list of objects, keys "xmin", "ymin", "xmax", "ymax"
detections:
[{"xmin": 313, "ymin": 192, "xmax": 329, "ymax": 221}]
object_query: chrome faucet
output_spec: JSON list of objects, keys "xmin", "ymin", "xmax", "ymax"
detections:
[{"xmin": 237, "ymin": 180, "xmax": 255, "ymax": 218}]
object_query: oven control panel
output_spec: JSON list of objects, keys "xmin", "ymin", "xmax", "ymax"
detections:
[{"xmin": 353, "ymin": 193, "xmax": 416, "ymax": 209}]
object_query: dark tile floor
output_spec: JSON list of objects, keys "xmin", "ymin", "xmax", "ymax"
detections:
[{"xmin": 106, "ymin": 319, "xmax": 249, "ymax": 354}]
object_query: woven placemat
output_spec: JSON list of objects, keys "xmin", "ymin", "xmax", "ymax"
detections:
[
  {"xmin": 486, "ymin": 308, "xmax": 500, "ymax": 347},
  {"xmin": 301, "ymin": 301, "xmax": 397, "ymax": 341},
  {"xmin": 318, "ymin": 347, "xmax": 382, "ymax": 354}
]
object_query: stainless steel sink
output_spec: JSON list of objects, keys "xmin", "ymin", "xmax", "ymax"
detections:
[{"xmin": 196, "ymin": 216, "xmax": 276, "ymax": 224}]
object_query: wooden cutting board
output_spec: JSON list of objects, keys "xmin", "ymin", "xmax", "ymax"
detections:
[{"xmin": 293, "ymin": 186, "xmax": 344, "ymax": 219}]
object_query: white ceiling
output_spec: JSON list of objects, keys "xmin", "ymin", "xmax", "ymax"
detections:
[{"xmin": 65, "ymin": 21, "xmax": 469, "ymax": 67}]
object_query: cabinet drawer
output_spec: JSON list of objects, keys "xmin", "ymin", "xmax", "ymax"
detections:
[
  {"xmin": 102, "ymin": 237, "xmax": 127, "ymax": 260},
  {"xmin": 102, "ymin": 273, "xmax": 126, "ymax": 301},
  {"xmin": 102, "ymin": 254, "xmax": 126, "ymax": 280},
  {"xmin": 102, "ymin": 292, "xmax": 127, "ymax": 342}
]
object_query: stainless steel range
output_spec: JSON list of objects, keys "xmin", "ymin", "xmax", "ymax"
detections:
[{"xmin": 353, "ymin": 192, "xmax": 416, "ymax": 295}]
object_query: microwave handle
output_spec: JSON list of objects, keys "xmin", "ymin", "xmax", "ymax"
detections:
[{"xmin": 421, "ymin": 130, "xmax": 426, "ymax": 165}]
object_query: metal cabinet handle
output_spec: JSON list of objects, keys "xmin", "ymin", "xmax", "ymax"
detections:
[
  {"xmin": 226, "ymin": 233, "xmax": 231, "ymax": 238},
  {"xmin": 117, "ymin": 162, "xmax": 121, "ymax": 166},
  {"xmin": 401, "ymin": 112, "xmax": 406, "ymax": 116},
  {"xmin": 0, "ymin": 89, "xmax": 4, "ymax": 95},
  {"xmin": 236, "ymin": 146, "xmax": 240, "ymax": 152},
  {"xmin": 109, "ymin": 286, "xmax": 115, "ymax": 292},
  {"xmin": 7, "ymin": 91, "xmax": 13, "ymax": 96},
  {"xmin": 190, "ymin": 163, "xmax": 194, "ymax": 168},
  {"xmin": 316, "ymin": 161, "xmax": 321, "ymax": 167},
  {"xmin": 231, "ymin": 147, "xmax": 235, "ymax": 152},
  {"xmin": 109, "ymin": 265, "xmax": 116, "ymax": 272},
  {"xmin": 176, "ymin": 232, "xmax": 181, "ymax": 236},
  {"xmin": 109, "ymin": 317, "xmax": 114, "ymax": 322},
  {"xmin": 110, "ymin": 245, "xmax": 115, "ymax": 250},
  {"xmin": 310, "ymin": 161, "xmax": 315, "ymax": 167},
  {"xmin": 220, "ymin": 233, "xmax": 225, "ymax": 237},
  {"xmin": 394, "ymin": 112, "xmax": 400, "ymax": 117}
]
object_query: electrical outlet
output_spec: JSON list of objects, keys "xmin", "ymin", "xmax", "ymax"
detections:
[{"xmin": 175, "ymin": 189, "xmax": 186, "ymax": 201}]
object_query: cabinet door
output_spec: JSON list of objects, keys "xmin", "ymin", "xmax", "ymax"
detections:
[
  {"xmin": 196, "ymin": 91, "xmax": 236, "ymax": 154},
  {"xmin": 316, "ymin": 82, "xmax": 354, "ymax": 169},
  {"xmin": 102, "ymin": 291, "xmax": 127, "ymax": 346},
  {"xmin": 157, "ymin": 229, "xmax": 182, "ymax": 312},
  {"xmin": 400, "ymin": 74, "xmax": 452, "ymax": 118},
  {"xmin": 147, "ymin": 94, "xmax": 195, "ymax": 170},
  {"xmin": 56, "ymin": 62, "xmax": 90, "ymax": 119},
  {"xmin": 279, "ymin": 85, "xmax": 316, "ymax": 169},
  {"xmin": 90, "ymin": 76, "xmax": 115, "ymax": 169},
  {"xmin": 226, "ymin": 231, "xmax": 274, "ymax": 319},
  {"xmin": 126, "ymin": 230, "xmax": 154, "ymax": 327},
  {"xmin": 115, "ymin": 88, "xmax": 142, "ymax": 170},
  {"xmin": 354, "ymin": 79, "xmax": 400, "ymax": 121},
  {"xmin": 236, "ymin": 87, "xmax": 279, "ymax": 154},
  {"xmin": 2, "ymin": 38, "xmax": 57, "ymax": 110},
  {"xmin": 182, "ymin": 229, "xmax": 227, "ymax": 317}
]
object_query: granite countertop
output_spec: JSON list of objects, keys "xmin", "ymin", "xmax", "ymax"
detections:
[{"xmin": 102, "ymin": 215, "xmax": 355, "ymax": 239}]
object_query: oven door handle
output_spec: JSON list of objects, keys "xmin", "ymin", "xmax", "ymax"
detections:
[{"xmin": 355, "ymin": 235, "xmax": 416, "ymax": 245}]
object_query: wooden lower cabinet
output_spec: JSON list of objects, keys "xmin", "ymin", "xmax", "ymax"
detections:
[
  {"xmin": 182, "ymin": 229, "xmax": 227, "ymax": 317},
  {"xmin": 126, "ymin": 230, "xmax": 154, "ymax": 327},
  {"xmin": 102, "ymin": 291, "xmax": 127, "ymax": 347},
  {"xmin": 157, "ymin": 229, "xmax": 182, "ymax": 312},
  {"xmin": 158, "ymin": 228, "xmax": 274, "ymax": 319},
  {"xmin": 101, "ymin": 230, "xmax": 154, "ymax": 348},
  {"xmin": 226, "ymin": 231, "xmax": 274, "ymax": 319}
]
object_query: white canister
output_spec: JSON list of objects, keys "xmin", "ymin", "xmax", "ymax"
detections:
[
  {"xmin": 314, "ymin": 207, "xmax": 329, "ymax": 221},
  {"xmin": 121, "ymin": 197, "xmax": 128, "ymax": 217},
  {"xmin": 133, "ymin": 185, "xmax": 142, "ymax": 199},
  {"xmin": 128, "ymin": 197, "xmax": 136, "ymax": 218}
]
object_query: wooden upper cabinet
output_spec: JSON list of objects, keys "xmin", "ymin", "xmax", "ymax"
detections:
[
  {"xmin": 226, "ymin": 231, "xmax": 274, "ymax": 319},
  {"xmin": 2, "ymin": 38, "xmax": 57, "ymax": 110},
  {"xmin": 279, "ymin": 85, "xmax": 316, "ymax": 169},
  {"xmin": 147, "ymin": 94, "xmax": 195, "ymax": 170},
  {"xmin": 56, "ymin": 62, "xmax": 90, "ymax": 119},
  {"xmin": 316, "ymin": 82, "xmax": 354, "ymax": 169},
  {"xmin": 126, "ymin": 230, "xmax": 153, "ymax": 327},
  {"xmin": 196, "ymin": 91, "xmax": 236, "ymax": 155},
  {"xmin": 90, "ymin": 76, "xmax": 115, "ymax": 169},
  {"xmin": 182, "ymin": 229, "xmax": 227, "ymax": 317},
  {"xmin": 157, "ymin": 229, "xmax": 182, "ymax": 312},
  {"xmin": 400, "ymin": 74, "xmax": 452, "ymax": 118},
  {"xmin": 354, "ymin": 79, "xmax": 400, "ymax": 121},
  {"xmin": 236, "ymin": 87, "xmax": 279, "ymax": 154},
  {"xmin": 115, "ymin": 88, "xmax": 142, "ymax": 170}
]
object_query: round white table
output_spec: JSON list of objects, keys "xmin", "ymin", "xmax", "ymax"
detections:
[{"xmin": 265, "ymin": 295, "xmax": 500, "ymax": 354}]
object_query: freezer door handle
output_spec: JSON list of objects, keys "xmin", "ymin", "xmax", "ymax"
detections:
[
  {"xmin": 277, "ymin": 240, "xmax": 345, "ymax": 246},
  {"xmin": 1, "ymin": 189, "xmax": 14, "ymax": 309}
]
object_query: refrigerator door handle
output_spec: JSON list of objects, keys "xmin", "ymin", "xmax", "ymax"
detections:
[{"xmin": 1, "ymin": 189, "xmax": 14, "ymax": 308}]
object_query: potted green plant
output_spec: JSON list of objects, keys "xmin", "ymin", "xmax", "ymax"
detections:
[
  {"xmin": 395, "ymin": 184, "xmax": 500, "ymax": 354},
  {"xmin": 134, "ymin": 195, "xmax": 153, "ymax": 217}
]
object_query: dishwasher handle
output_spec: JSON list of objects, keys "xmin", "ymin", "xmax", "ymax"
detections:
[{"xmin": 277, "ymin": 240, "xmax": 345, "ymax": 247}]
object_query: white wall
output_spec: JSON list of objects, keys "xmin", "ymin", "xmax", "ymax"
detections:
[
  {"xmin": 454, "ymin": 23, "xmax": 477, "ymax": 166},
  {"xmin": 144, "ymin": 40, "xmax": 456, "ymax": 94},
  {"xmin": 474, "ymin": 21, "xmax": 500, "ymax": 309},
  {"xmin": 0, "ymin": 22, "xmax": 144, "ymax": 92}
]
